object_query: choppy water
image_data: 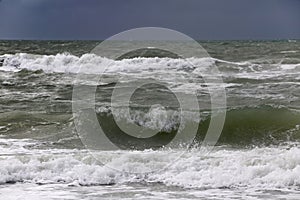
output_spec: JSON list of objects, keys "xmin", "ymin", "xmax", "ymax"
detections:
[{"xmin": 0, "ymin": 40, "xmax": 300, "ymax": 199}]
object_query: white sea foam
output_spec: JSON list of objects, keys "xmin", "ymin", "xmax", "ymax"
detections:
[
  {"xmin": 280, "ymin": 50, "xmax": 298, "ymax": 54},
  {"xmin": 1, "ymin": 139, "xmax": 300, "ymax": 190},
  {"xmin": 280, "ymin": 64, "xmax": 300, "ymax": 70},
  {"xmin": 0, "ymin": 53, "xmax": 214, "ymax": 74},
  {"xmin": 0, "ymin": 53, "xmax": 238, "ymax": 95},
  {"xmin": 1, "ymin": 53, "xmax": 299, "ymax": 79}
]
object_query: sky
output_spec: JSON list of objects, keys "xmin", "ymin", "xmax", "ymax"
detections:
[{"xmin": 0, "ymin": 0, "xmax": 299, "ymax": 40}]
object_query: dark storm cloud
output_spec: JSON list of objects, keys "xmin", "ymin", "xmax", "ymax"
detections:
[{"xmin": 0, "ymin": 0, "xmax": 299, "ymax": 40}]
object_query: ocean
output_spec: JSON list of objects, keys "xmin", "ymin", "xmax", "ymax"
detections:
[{"xmin": 0, "ymin": 40, "xmax": 300, "ymax": 199}]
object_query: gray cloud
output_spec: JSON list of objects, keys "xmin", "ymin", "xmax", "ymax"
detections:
[{"xmin": 0, "ymin": 0, "xmax": 299, "ymax": 40}]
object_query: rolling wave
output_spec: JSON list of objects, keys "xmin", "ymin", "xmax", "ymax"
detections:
[
  {"xmin": 1, "ymin": 139, "xmax": 300, "ymax": 190},
  {"xmin": 0, "ymin": 53, "xmax": 299, "ymax": 75},
  {"xmin": 1, "ymin": 105, "xmax": 298, "ymax": 147}
]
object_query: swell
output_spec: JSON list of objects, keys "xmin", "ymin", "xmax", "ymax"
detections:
[
  {"xmin": 96, "ymin": 105, "xmax": 300, "ymax": 147},
  {"xmin": 0, "ymin": 106, "xmax": 299, "ymax": 147},
  {"xmin": 197, "ymin": 105, "xmax": 300, "ymax": 146}
]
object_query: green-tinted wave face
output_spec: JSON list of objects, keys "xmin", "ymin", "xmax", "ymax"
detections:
[
  {"xmin": 197, "ymin": 106, "xmax": 300, "ymax": 147},
  {"xmin": 94, "ymin": 106, "xmax": 300, "ymax": 149},
  {"xmin": 1, "ymin": 105, "xmax": 299, "ymax": 149}
]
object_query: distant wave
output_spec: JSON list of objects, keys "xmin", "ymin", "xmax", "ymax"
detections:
[
  {"xmin": 0, "ymin": 53, "xmax": 213, "ymax": 74},
  {"xmin": 0, "ymin": 53, "xmax": 299, "ymax": 75}
]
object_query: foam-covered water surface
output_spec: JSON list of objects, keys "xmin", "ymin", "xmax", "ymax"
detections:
[
  {"xmin": 1, "ymin": 139, "xmax": 300, "ymax": 199},
  {"xmin": 0, "ymin": 40, "xmax": 300, "ymax": 199}
]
